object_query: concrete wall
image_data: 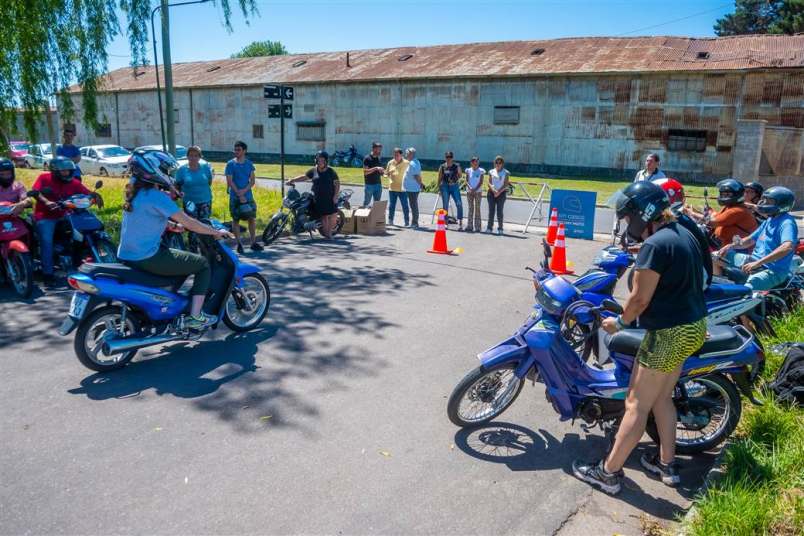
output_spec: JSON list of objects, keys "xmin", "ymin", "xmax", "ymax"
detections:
[{"xmin": 67, "ymin": 69, "xmax": 804, "ymax": 182}]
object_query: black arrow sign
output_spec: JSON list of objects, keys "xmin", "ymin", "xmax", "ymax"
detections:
[{"xmin": 268, "ymin": 104, "xmax": 293, "ymax": 118}]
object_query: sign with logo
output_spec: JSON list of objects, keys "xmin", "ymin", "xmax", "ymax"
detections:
[{"xmin": 549, "ymin": 189, "xmax": 597, "ymax": 240}]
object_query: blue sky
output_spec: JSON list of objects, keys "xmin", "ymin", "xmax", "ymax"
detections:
[{"xmin": 105, "ymin": 0, "xmax": 735, "ymax": 71}]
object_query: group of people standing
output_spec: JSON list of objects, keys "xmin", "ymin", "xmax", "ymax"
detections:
[{"xmin": 362, "ymin": 142, "xmax": 512, "ymax": 234}]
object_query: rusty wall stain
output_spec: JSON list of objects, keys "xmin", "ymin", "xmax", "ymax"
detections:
[
  {"xmin": 683, "ymin": 108, "xmax": 700, "ymax": 128},
  {"xmin": 762, "ymin": 79, "xmax": 783, "ymax": 106},
  {"xmin": 781, "ymin": 109, "xmax": 804, "ymax": 128},
  {"xmin": 630, "ymin": 107, "xmax": 663, "ymax": 140},
  {"xmin": 615, "ymin": 80, "xmax": 632, "ymax": 103},
  {"xmin": 582, "ymin": 107, "xmax": 596, "ymax": 121}
]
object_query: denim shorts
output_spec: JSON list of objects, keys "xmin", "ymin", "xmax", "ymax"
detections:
[{"xmin": 726, "ymin": 251, "xmax": 788, "ymax": 291}]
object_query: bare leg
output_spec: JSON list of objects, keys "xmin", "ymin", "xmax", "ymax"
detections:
[
  {"xmin": 604, "ymin": 364, "xmax": 669, "ymax": 473},
  {"xmin": 248, "ymin": 218, "xmax": 257, "ymax": 245},
  {"xmin": 232, "ymin": 219, "xmax": 242, "ymax": 246},
  {"xmin": 191, "ymin": 295, "xmax": 205, "ymax": 317},
  {"xmin": 651, "ymin": 365, "xmax": 683, "ymax": 464}
]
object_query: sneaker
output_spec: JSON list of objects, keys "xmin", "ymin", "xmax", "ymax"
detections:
[
  {"xmin": 485, "ymin": 228, "xmax": 493, "ymax": 234},
  {"xmin": 236, "ymin": 243, "xmax": 244, "ymax": 254},
  {"xmin": 572, "ymin": 459, "xmax": 623, "ymax": 495},
  {"xmin": 185, "ymin": 312, "xmax": 217, "ymax": 330},
  {"xmin": 497, "ymin": 229, "xmax": 503, "ymax": 236},
  {"xmin": 250, "ymin": 242, "xmax": 263, "ymax": 252},
  {"xmin": 640, "ymin": 451, "xmax": 680, "ymax": 487}
]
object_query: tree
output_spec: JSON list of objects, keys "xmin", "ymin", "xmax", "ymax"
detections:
[
  {"xmin": 231, "ymin": 40, "xmax": 288, "ymax": 58},
  {"xmin": 714, "ymin": 0, "xmax": 804, "ymax": 36},
  {"xmin": 0, "ymin": 0, "xmax": 257, "ymax": 149}
]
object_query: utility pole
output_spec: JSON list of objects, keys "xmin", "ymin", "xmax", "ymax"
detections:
[{"xmin": 160, "ymin": 0, "xmax": 176, "ymax": 156}]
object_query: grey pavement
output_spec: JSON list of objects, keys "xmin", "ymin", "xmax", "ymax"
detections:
[{"xmin": 1, "ymin": 230, "xmax": 714, "ymax": 535}]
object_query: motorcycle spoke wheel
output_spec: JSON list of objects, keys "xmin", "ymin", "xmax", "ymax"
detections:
[
  {"xmin": 448, "ymin": 363, "xmax": 524, "ymax": 427},
  {"xmin": 223, "ymin": 274, "xmax": 270, "ymax": 332}
]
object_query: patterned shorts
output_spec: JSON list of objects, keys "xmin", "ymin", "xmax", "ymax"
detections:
[{"xmin": 637, "ymin": 319, "xmax": 707, "ymax": 373}]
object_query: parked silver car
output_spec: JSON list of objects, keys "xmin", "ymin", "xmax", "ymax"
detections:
[
  {"xmin": 23, "ymin": 143, "xmax": 53, "ymax": 169},
  {"xmin": 79, "ymin": 145, "xmax": 131, "ymax": 177}
]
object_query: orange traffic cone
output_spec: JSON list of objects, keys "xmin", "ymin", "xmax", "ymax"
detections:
[
  {"xmin": 546, "ymin": 207, "xmax": 559, "ymax": 245},
  {"xmin": 428, "ymin": 209, "xmax": 452, "ymax": 255},
  {"xmin": 549, "ymin": 224, "xmax": 574, "ymax": 275}
]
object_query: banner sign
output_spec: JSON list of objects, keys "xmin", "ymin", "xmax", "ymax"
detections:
[{"xmin": 549, "ymin": 189, "xmax": 597, "ymax": 240}]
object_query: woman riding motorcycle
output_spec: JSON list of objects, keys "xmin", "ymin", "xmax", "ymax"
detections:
[{"xmin": 117, "ymin": 150, "xmax": 233, "ymax": 330}]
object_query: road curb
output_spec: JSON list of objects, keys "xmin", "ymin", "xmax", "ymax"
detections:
[{"xmin": 676, "ymin": 442, "xmax": 731, "ymax": 535}]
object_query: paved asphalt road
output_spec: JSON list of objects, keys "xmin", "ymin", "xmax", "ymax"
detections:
[{"xmin": 1, "ymin": 230, "xmax": 714, "ymax": 535}]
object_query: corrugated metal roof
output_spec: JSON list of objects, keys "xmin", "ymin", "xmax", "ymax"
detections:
[{"xmin": 81, "ymin": 35, "xmax": 804, "ymax": 93}]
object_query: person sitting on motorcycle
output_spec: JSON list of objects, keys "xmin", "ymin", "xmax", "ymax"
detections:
[
  {"xmin": 573, "ymin": 181, "xmax": 706, "ymax": 495},
  {"xmin": 654, "ymin": 178, "xmax": 713, "ymax": 288},
  {"xmin": 31, "ymin": 157, "xmax": 102, "ymax": 285},
  {"xmin": 287, "ymin": 150, "xmax": 340, "ymax": 239},
  {"xmin": 118, "ymin": 150, "xmax": 233, "ymax": 330},
  {"xmin": 0, "ymin": 157, "xmax": 33, "ymax": 215},
  {"xmin": 686, "ymin": 178, "xmax": 757, "ymax": 246},
  {"xmin": 714, "ymin": 186, "xmax": 798, "ymax": 291},
  {"xmin": 744, "ymin": 181, "xmax": 766, "ymax": 223}
]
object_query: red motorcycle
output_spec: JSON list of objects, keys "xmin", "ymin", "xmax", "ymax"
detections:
[{"xmin": 0, "ymin": 201, "xmax": 34, "ymax": 297}]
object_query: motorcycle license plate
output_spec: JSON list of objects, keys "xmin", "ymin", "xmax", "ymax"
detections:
[{"xmin": 69, "ymin": 292, "xmax": 90, "ymax": 319}]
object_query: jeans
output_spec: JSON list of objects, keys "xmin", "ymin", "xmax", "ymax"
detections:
[
  {"xmin": 35, "ymin": 218, "xmax": 61, "ymax": 276},
  {"xmin": 363, "ymin": 183, "xmax": 382, "ymax": 206},
  {"xmin": 388, "ymin": 191, "xmax": 410, "ymax": 225},
  {"xmin": 440, "ymin": 183, "xmax": 463, "ymax": 222},
  {"xmin": 466, "ymin": 190, "xmax": 483, "ymax": 231},
  {"xmin": 407, "ymin": 192, "xmax": 420, "ymax": 226},
  {"xmin": 487, "ymin": 191, "xmax": 507, "ymax": 231},
  {"xmin": 727, "ymin": 251, "xmax": 789, "ymax": 291}
]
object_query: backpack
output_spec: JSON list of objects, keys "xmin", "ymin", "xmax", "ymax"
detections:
[{"xmin": 768, "ymin": 343, "xmax": 804, "ymax": 406}]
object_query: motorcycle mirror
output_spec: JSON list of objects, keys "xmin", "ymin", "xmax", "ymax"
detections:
[
  {"xmin": 601, "ymin": 299, "xmax": 624, "ymax": 315},
  {"xmin": 94, "ymin": 180, "xmax": 103, "ymax": 190}
]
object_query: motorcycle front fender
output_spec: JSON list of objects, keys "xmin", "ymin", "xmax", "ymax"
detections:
[
  {"xmin": 478, "ymin": 341, "xmax": 533, "ymax": 379},
  {"xmin": 235, "ymin": 262, "xmax": 261, "ymax": 281}
]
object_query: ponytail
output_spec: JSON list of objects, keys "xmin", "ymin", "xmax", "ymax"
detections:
[{"xmin": 123, "ymin": 179, "xmax": 152, "ymax": 212}]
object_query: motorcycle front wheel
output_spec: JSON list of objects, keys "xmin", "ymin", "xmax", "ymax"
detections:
[
  {"xmin": 223, "ymin": 273, "xmax": 270, "ymax": 332},
  {"xmin": 646, "ymin": 372, "xmax": 741, "ymax": 454},
  {"xmin": 447, "ymin": 363, "xmax": 525, "ymax": 427},
  {"xmin": 6, "ymin": 251, "xmax": 33, "ymax": 298},
  {"xmin": 262, "ymin": 213, "xmax": 289, "ymax": 246}
]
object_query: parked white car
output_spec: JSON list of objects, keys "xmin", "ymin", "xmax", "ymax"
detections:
[
  {"xmin": 79, "ymin": 145, "xmax": 131, "ymax": 177},
  {"xmin": 23, "ymin": 143, "xmax": 53, "ymax": 169},
  {"xmin": 134, "ymin": 144, "xmax": 208, "ymax": 168}
]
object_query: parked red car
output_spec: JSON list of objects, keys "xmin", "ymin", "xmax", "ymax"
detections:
[{"xmin": 7, "ymin": 141, "xmax": 31, "ymax": 168}]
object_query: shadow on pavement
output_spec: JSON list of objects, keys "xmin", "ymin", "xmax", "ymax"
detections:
[{"xmin": 454, "ymin": 422, "xmax": 715, "ymax": 521}]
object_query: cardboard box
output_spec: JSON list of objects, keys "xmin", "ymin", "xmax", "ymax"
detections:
[
  {"xmin": 355, "ymin": 200, "xmax": 387, "ymax": 235},
  {"xmin": 339, "ymin": 208, "xmax": 357, "ymax": 235}
]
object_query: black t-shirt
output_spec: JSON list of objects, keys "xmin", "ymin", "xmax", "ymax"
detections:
[
  {"xmin": 305, "ymin": 166, "xmax": 339, "ymax": 202},
  {"xmin": 676, "ymin": 213, "xmax": 713, "ymax": 288},
  {"xmin": 439, "ymin": 162, "xmax": 461, "ymax": 184},
  {"xmin": 363, "ymin": 155, "xmax": 382, "ymax": 185},
  {"xmin": 634, "ymin": 222, "xmax": 706, "ymax": 330}
]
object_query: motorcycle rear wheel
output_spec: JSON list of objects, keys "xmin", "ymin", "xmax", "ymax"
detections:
[
  {"xmin": 447, "ymin": 363, "xmax": 525, "ymax": 427},
  {"xmin": 6, "ymin": 251, "xmax": 33, "ymax": 298},
  {"xmin": 74, "ymin": 305, "xmax": 140, "ymax": 372},
  {"xmin": 646, "ymin": 373, "xmax": 741, "ymax": 454},
  {"xmin": 262, "ymin": 213, "xmax": 288, "ymax": 245}
]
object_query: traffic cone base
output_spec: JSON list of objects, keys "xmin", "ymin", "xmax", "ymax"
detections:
[{"xmin": 428, "ymin": 209, "xmax": 453, "ymax": 255}]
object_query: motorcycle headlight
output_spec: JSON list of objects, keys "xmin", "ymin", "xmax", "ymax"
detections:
[{"xmin": 535, "ymin": 286, "xmax": 565, "ymax": 316}]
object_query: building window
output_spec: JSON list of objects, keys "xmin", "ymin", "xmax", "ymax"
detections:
[
  {"xmin": 297, "ymin": 122, "xmax": 325, "ymax": 141},
  {"xmin": 668, "ymin": 129, "xmax": 707, "ymax": 152},
  {"xmin": 493, "ymin": 106, "xmax": 520, "ymax": 125},
  {"xmin": 253, "ymin": 124, "xmax": 264, "ymax": 139},
  {"xmin": 95, "ymin": 123, "xmax": 112, "ymax": 138}
]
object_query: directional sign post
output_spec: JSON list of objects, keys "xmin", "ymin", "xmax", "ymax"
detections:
[{"xmin": 264, "ymin": 84, "xmax": 294, "ymax": 196}]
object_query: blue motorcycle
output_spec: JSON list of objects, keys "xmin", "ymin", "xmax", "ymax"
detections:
[
  {"xmin": 59, "ymin": 218, "xmax": 270, "ymax": 372},
  {"xmin": 446, "ymin": 243, "xmax": 765, "ymax": 454}
]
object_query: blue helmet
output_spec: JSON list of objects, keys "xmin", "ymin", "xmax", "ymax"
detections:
[
  {"xmin": 0, "ymin": 157, "xmax": 14, "ymax": 188},
  {"xmin": 49, "ymin": 156, "xmax": 77, "ymax": 183},
  {"xmin": 756, "ymin": 186, "xmax": 795, "ymax": 217},
  {"xmin": 128, "ymin": 150, "xmax": 178, "ymax": 190}
]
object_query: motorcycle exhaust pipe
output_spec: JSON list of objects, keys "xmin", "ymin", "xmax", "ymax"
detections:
[{"xmin": 102, "ymin": 333, "xmax": 181, "ymax": 355}]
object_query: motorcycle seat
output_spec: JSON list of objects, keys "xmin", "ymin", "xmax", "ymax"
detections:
[
  {"xmin": 606, "ymin": 325, "xmax": 744, "ymax": 358},
  {"xmin": 79, "ymin": 263, "xmax": 186, "ymax": 288},
  {"xmin": 705, "ymin": 283, "xmax": 752, "ymax": 301}
]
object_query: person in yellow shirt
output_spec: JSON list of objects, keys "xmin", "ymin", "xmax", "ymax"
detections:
[{"xmin": 385, "ymin": 147, "xmax": 410, "ymax": 226}]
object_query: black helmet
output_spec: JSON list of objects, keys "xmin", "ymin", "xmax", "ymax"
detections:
[
  {"xmin": 611, "ymin": 181, "xmax": 670, "ymax": 242},
  {"xmin": 49, "ymin": 156, "xmax": 77, "ymax": 183},
  {"xmin": 0, "ymin": 157, "xmax": 14, "ymax": 188},
  {"xmin": 744, "ymin": 181, "xmax": 764, "ymax": 197},
  {"xmin": 315, "ymin": 150, "xmax": 329, "ymax": 163},
  {"xmin": 756, "ymin": 186, "xmax": 795, "ymax": 217},
  {"xmin": 128, "ymin": 149, "xmax": 178, "ymax": 190},
  {"xmin": 716, "ymin": 178, "xmax": 745, "ymax": 206}
]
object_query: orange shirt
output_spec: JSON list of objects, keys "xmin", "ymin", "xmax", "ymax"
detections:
[{"xmin": 711, "ymin": 205, "xmax": 758, "ymax": 245}]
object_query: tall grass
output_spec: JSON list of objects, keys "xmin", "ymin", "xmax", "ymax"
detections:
[{"xmin": 686, "ymin": 308, "xmax": 804, "ymax": 536}]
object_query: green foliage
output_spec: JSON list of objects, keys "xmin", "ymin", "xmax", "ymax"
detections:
[
  {"xmin": 714, "ymin": 0, "xmax": 804, "ymax": 36},
  {"xmin": 231, "ymin": 40, "xmax": 288, "ymax": 58},
  {"xmin": 0, "ymin": 0, "xmax": 257, "ymax": 148}
]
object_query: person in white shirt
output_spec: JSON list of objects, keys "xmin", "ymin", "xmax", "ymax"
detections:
[
  {"xmin": 634, "ymin": 153, "xmax": 666, "ymax": 182},
  {"xmin": 464, "ymin": 156, "xmax": 486, "ymax": 232},
  {"xmin": 486, "ymin": 155, "xmax": 510, "ymax": 235},
  {"xmin": 403, "ymin": 148, "xmax": 423, "ymax": 229}
]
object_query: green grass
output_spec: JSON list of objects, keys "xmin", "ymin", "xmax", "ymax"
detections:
[
  {"xmin": 16, "ymin": 168, "xmax": 282, "ymax": 243},
  {"xmin": 685, "ymin": 308, "xmax": 804, "ymax": 536},
  {"xmin": 208, "ymin": 161, "xmax": 714, "ymax": 207}
]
